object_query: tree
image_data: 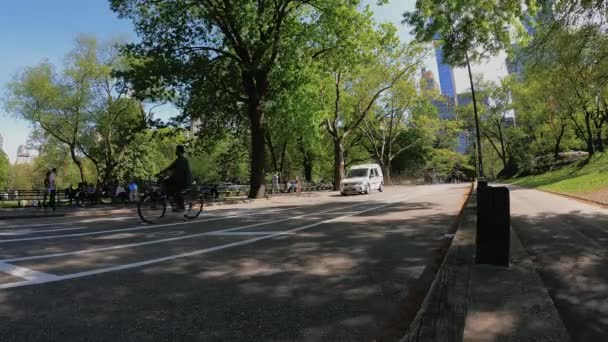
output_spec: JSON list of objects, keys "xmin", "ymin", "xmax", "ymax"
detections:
[
  {"xmin": 403, "ymin": 0, "xmax": 536, "ymax": 177},
  {"xmin": 6, "ymin": 48, "xmax": 92, "ymax": 182},
  {"xmin": 5, "ymin": 36, "xmax": 150, "ymax": 184},
  {"xmin": 477, "ymin": 80, "xmax": 513, "ymax": 172},
  {"xmin": 319, "ymin": 20, "xmax": 424, "ymax": 189},
  {"xmin": 0, "ymin": 151, "xmax": 9, "ymax": 189},
  {"xmin": 110, "ymin": 0, "xmax": 370, "ymax": 198},
  {"xmin": 359, "ymin": 78, "xmax": 426, "ymax": 183},
  {"xmin": 511, "ymin": 73, "xmax": 575, "ymax": 161},
  {"xmin": 525, "ymin": 24, "xmax": 608, "ymax": 157},
  {"xmin": 74, "ymin": 37, "xmax": 149, "ymax": 184}
]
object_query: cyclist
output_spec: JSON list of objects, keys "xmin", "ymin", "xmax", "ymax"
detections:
[{"xmin": 158, "ymin": 145, "xmax": 192, "ymax": 212}]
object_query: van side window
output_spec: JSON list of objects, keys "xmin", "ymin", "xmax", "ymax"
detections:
[{"xmin": 370, "ymin": 169, "xmax": 376, "ymax": 177}]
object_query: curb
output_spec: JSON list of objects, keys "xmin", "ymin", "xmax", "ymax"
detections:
[
  {"xmin": 399, "ymin": 183, "xmax": 476, "ymax": 342},
  {"xmin": 380, "ymin": 182, "xmax": 474, "ymax": 341},
  {"xmin": 504, "ymin": 182, "xmax": 608, "ymax": 209}
]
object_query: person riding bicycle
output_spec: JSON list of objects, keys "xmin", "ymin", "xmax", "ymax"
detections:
[{"xmin": 158, "ymin": 145, "xmax": 192, "ymax": 212}]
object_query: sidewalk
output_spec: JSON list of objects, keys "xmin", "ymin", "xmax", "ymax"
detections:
[
  {"xmin": 0, "ymin": 196, "xmax": 254, "ymax": 220},
  {"xmin": 401, "ymin": 185, "xmax": 570, "ymax": 342}
]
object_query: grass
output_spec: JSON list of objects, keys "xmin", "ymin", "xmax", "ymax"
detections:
[{"xmin": 508, "ymin": 153, "xmax": 608, "ymax": 194}]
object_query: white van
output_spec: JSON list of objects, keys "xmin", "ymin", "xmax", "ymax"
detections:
[{"xmin": 340, "ymin": 163, "xmax": 384, "ymax": 195}]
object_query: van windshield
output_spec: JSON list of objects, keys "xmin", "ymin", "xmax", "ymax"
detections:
[{"xmin": 347, "ymin": 169, "xmax": 368, "ymax": 178}]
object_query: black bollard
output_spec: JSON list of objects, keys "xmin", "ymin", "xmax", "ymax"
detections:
[{"xmin": 476, "ymin": 186, "xmax": 510, "ymax": 267}]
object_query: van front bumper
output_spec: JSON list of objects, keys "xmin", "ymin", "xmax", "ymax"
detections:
[{"xmin": 341, "ymin": 184, "xmax": 364, "ymax": 193}]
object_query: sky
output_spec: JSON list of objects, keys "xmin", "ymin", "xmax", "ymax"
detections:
[{"xmin": 0, "ymin": 0, "xmax": 508, "ymax": 163}]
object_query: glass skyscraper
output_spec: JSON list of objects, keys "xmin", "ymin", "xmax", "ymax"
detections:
[
  {"xmin": 432, "ymin": 31, "xmax": 467, "ymax": 153},
  {"xmin": 432, "ymin": 33, "xmax": 458, "ymax": 121},
  {"xmin": 434, "ymin": 43, "xmax": 457, "ymax": 100}
]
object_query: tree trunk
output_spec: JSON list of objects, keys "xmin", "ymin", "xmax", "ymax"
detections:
[
  {"xmin": 383, "ymin": 162, "xmax": 391, "ymax": 185},
  {"xmin": 265, "ymin": 132, "xmax": 279, "ymax": 172},
  {"xmin": 333, "ymin": 138, "xmax": 344, "ymax": 191},
  {"xmin": 69, "ymin": 146, "xmax": 85, "ymax": 183},
  {"xmin": 279, "ymin": 142, "xmax": 287, "ymax": 179},
  {"xmin": 466, "ymin": 54, "xmax": 484, "ymax": 177},
  {"xmin": 584, "ymin": 111, "xmax": 595, "ymax": 156},
  {"xmin": 303, "ymin": 157, "xmax": 313, "ymax": 182},
  {"xmin": 248, "ymin": 100, "xmax": 266, "ymax": 198},
  {"xmin": 553, "ymin": 123, "xmax": 565, "ymax": 161}
]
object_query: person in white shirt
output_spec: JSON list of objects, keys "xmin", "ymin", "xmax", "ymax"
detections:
[{"xmin": 271, "ymin": 173, "xmax": 279, "ymax": 193}]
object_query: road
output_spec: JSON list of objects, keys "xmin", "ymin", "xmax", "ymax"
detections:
[
  {"xmin": 0, "ymin": 184, "xmax": 469, "ymax": 342},
  {"xmin": 509, "ymin": 186, "xmax": 608, "ymax": 342}
]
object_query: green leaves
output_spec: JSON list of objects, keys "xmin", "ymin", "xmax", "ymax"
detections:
[{"xmin": 403, "ymin": 0, "xmax": 533, "ymax": 66}]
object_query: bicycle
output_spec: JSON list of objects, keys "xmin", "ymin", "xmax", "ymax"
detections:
[{"xmin": 137, "ymin": 179, "xmax": 204, "ymax": 224}]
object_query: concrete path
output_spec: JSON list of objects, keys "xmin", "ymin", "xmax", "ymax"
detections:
[
  {"xmin": 508, "ymin": 186, "xmax": 608, "ymax": 342},
  {"xmin": 0, "ymin": 185, "xmax": 469, "ymax": 341}
]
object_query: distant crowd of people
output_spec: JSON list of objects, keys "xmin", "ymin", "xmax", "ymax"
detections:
[
  {"xmin": 37, "ymin": 167, "xmax": 141, "ymax": 209},
  {"xmin": 60, "ymin": 180, "xmax": 139, "ymax": 207},
  {"xmin": 270, "ymin": 174, "xmax": 332, "ymax": 193}
]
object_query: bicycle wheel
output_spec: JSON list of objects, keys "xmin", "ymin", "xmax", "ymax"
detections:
[
  {"xmin": 183, "ymin": 191, "xmax": 203, "ymax": 220},
  {"xmin": 138, "ymin": 192, "xmax": 167, "ymax": 224}
]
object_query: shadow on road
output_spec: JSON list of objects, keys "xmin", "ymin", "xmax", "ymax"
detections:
[
  {"xmin": 0, "ymin": 200, "xmax": 462, "ymax": 342},
  {"xmin": 512, "ymin": 210, "xmax": 608, "ymax": 342}
]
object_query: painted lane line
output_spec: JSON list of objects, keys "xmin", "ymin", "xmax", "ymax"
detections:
[
  {"xmin": 205, "ymin": 231, "xmax": 287, "ymax": 236},
  {"xmin": 0, "ymin": 262, "xmax": 59, "ymax": 282},
  {"xmin": 0, "ymin": 204, "xmax": 314, "ymax": 243},
  {"xmin": 0, "ymin": 198, "xmax": 387, "ymax": 263},
  {"xmin": 0, "ymin": 222, "xmax": 74, "ymax": 229},
  {"xmin": 0, "ymin": 217, "xmax": 138, "ymax": 229},
  {"xmin": 0, "ymin": 196, "xmax": 405, "ymax": 289},
  {"xmin": 0, "ymin": 226, "xmax": 88, "ymax": 236}
]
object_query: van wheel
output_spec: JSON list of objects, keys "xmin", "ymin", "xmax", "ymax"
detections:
[
  {"xmin": 364, "ymin": 185, "xmax": 370, "ymax": 194},
  {"xmin": 340, "ymin": 192, "xmax": 347, "ymax": 196},
  {"xmin": 379, "ymin": 184, "xmax": 384, "ymax": 192}
]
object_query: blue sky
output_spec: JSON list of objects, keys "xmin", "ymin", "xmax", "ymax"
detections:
[
  {"xmin": 0, "ymin": 0, "xmax": 506, "ymax": 162},
  {"xmin": 0, "ymin": 1, "xmax": 134, "ymax": 162}
]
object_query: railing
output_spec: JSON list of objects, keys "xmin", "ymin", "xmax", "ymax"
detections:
[
  {"xmin": 1, "ymin": 182, "xmax": 335, "ymax": 208},
  {"xmin": 0, "ymin": 189, "xmax": 118, "ymax": 208}
]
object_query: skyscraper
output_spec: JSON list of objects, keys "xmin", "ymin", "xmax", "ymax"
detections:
[
  {"xmin": 15, "ymin": 144, "xmax": 33, "ymax": 165},
  {"xmin": 420, "ymin": 68, "xmax": 439, "ymax": 91},
  {"xmin": 433, "ymin": 34, "xmax": 458, "ymax": 101},
  {"xmin": 432, "ymin": 33, "xmax": 458, "ymax": 121}
]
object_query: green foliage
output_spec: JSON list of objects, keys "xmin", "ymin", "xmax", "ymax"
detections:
[
  {"xmin": 427, "ymin": 148, "xmax": 473, "ymax": 180},
  {"xmin": 5, "ymin": 36, "xmax": 150, "ymax": 184},
  {"xmin": 403, "ymin": 0, "xmax": 535, "ymax": 66},
  {"xmin": 0, "ymin": 151, "xmax": 9, "ymax": 189},
  {"xmin": 7, "ymin": 164, "xmax": 36, "ymax": 190}
]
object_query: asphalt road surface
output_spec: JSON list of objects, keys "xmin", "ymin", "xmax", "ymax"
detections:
[
  {"xmin": 0, "ymin": 184, "xmax": 469, "ymax": 342},
  {"xmin": 508, "ymin": 186, "xmax": 608, "ymax": 342}
]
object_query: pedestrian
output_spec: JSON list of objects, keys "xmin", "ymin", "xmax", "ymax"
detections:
[
  {"xmin": 128, "ymin": 180, "xmax": 138, "ymax": 202},
  {"xmin": 85, "ymin": 182, "xmax": 96, "ymax": 204},
  {"xmin": 42, "ymin": 169, "xmax": 50, "ymax": 208},
  {"xmin": 295, "ymin": 176, "xmax": 301, "ymax": 193},
  {"xmin": 272, "ymin": 173, "xmax": 280, "ymax": 193},
  {"xmin": 115, "ymin": 183, "xmax": 127, "ymax": 203},
  {"xmin": 75, "ymin": 182, "xmax": 85, "ymax": 206},
  {"xmin": 48, "ymin": 168, "xmax": 57, "ymax": 211},
  {"xmin": 66, "ymin": 184, "xmax": 75, "ymax": 206}
]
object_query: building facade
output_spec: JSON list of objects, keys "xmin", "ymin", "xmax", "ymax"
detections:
[{"xmin": 15, "ymin": 144, "xmax": 33, "ymax": 165}]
